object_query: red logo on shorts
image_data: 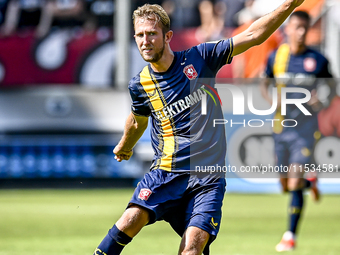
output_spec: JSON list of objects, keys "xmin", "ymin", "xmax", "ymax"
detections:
[
  {"xmin": 138, "ymin": 188, "xmax": 152, "ymax": 201},
  {"xmin": 183, "ymin": 64, "xmax": 198, "ymax": 80},
  {"xmin": 304, "ymin": 58, "xmax": 317, "ymax": 72}
]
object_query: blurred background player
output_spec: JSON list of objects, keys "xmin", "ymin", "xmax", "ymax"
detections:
[{"xmin": 260, "ymin": 11, "xmax": 337, "ymax": 252}]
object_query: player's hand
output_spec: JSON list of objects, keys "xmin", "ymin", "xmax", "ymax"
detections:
[
  {"xmin": 113, "ymin": 146, "xmax": 133, "ymax": 162},
  {"xmin": 291, "ymin": 0, "xmax": 305, "ymax": 8}
]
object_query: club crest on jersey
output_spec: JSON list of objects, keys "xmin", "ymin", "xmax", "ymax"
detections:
[
  {"xmin": 138, "ymin": 188, "xmax": 152, "ymax": 201},
  {"xmin": 184, "ymin": 64, "xmax": 198, "ymax": 80},
  {"xmin": 304, "ymin": 58, "xmax": 316, "ymax": 72}
]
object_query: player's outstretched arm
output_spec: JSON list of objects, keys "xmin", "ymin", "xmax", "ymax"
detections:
[
  {"xmin": 113, "ymin": 112, "xmax": 148, "ymax": 162},
  {"xmin": 232, "ymin": 0, "xmax": 305, "ymax": 56}
]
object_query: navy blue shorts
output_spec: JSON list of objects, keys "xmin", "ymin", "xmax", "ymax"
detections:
[
  {"xmin": 128, "ymin": 169, "xmax": 226, "ymax": 239},
  {"xmin": 274, "ymin": 131, "xmax": 315, "ymax": 170}
]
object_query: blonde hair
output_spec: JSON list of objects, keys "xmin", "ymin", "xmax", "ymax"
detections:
[{"xmin": 133, "ymin": 4, "xmax": 170, "ymax": 34}]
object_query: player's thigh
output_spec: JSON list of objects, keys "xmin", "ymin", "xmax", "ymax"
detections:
[
  {"xmin": 288, "ymin": 135, "xmax": 314, "ymax": 170},
  {"xmin": 287, "ymin": 163, "xmax": 305, "ymax": 179},
  {"xmin": 128, "ymin": 169, "xmax": 190, "ymax": 225},
  {"xmin": 178, "ymin": 226, "xmax": 210, "ymax": 255}
]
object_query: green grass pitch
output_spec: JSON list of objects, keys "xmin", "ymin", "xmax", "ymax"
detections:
[{"xmin": 0, "ymin": 189, "xmax": 339, "ymax": 255}]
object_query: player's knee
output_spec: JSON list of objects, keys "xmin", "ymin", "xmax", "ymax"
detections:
[
  {"xmin": 116, "ymin": 205, "xmax": 150, "ymax": 237},
  {"xmin": 181, "ymin": 251, "xmax": 196, "ymax": 255},
  {"xmin": 180, "ymin": 242, "xmax": 209, "ymax": 255},
  {"xmin": 126, "ymin": 204, "xmax": 149, "ymax": 220},
  {"xmin": 280, "ymin": 177, "xmax": 288, "ymax": 192},
  {"xmin": 180, "ymin": 227, "xmax": 209, "ymax": 255},
  {"xmin": 181, "ymin": 248, "xmax": 203, "ymax": 255},
  {"xmin": 287, "ymin": 178, "xmax": 304, "ymax": 191}
]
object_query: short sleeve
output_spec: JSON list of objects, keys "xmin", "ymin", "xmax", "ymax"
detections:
[
  {"xmin": 128, "ymin": 81, "xmax": 151, "ymax": 117},
  {"xmin": 195, "ymin": 38, "xmax": 234, "ymax": 74},
  {"xmin": 264, "ymin": 51, "xmax": 275, "ymax": 78}
]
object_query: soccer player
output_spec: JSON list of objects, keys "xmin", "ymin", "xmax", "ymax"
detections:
[
  {"xmin": 94, "ymin": 1, "xmax": 307, "ymax": 254},
  {"xmin": 260, "ymin": 11, "xmax": 337, "ymax": 252}
]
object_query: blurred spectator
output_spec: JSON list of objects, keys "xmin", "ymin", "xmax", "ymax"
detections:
[
  {"xmin": 132, "ymin": 0, "xmax": 185, "ymax": 29},
  {"xmin": 0, "ymin": 0, "xmax": 9, "ymax": 26},
  {"xmin": 195, "ymin": 0, "xmax": 224, "ymax": 42},
  {"xmin": 160, "ymin": 0, "xmax": 202, "ymax": 29},
  {"xmin": 235, "ymin": 0, "xmax": 256, "ymax": 26},
  {"xmin": 216, "ymin": 0, "xmax": 245, "ymax": 28},
  {"xmin": 133, "ymin": 0, "xmax": 218, "ymax": 31},
  {"xmin": 1, "ymin": 0, "xmax": 44, "ymax": 36},
  {"xmin": 86, "ymin": 0, "xmax": 114, "ymax": 28},
  {"xmin": 170, "ymin": 0, "xmax": 227, "ymax": 50},
  {"xmin": 232, "ymin": 19, "xmax": 283, "ymax": 79},
  {"xmin": 36, "ymin": 0, "xmax": 94, "ymax": 38}
]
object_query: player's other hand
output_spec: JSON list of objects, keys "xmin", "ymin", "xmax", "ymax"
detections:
[
  {"xmin": 113, "ymin": 146, "xmax": 133, "ymax": 162},
  {"xmin": 291, "ymin": 0, "xmax": 305, "ymax": 8}
]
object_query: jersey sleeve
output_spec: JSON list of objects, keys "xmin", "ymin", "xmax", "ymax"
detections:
[
  {"xmin": 195, "ymin": 38, "xmax": 234, "ymax": 74},
  {"xmin": 128, "ymin": 80, "xmax": 151, "ymax": 117},
  {"xmin": 264, "ymin": 51, "xmax": 276, "ymax": 78}
]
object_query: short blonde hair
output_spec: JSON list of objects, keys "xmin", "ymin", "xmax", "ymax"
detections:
[{"xmin": 133, "ymin": 4, "xmax": 170, "ymax": 34}]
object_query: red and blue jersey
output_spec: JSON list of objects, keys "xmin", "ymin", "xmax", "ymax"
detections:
[
  {"xmin": 129, "ymin": 39, "xmax": 234, "ymax": 172},
  {"xmin": 265, "ymin": 44, "xmax": 333, "ymax": 136}
]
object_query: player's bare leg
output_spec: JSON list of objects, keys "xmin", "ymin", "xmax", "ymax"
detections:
[
  {"xmin": 94, "ymin": 205, "xmax": 149, "ymax": 255},
  {"xmin": 279, "ymin": 176, "xmax": 288, "ymax": 193},
  {"xmin": 305, "ymin": 171, "xmax": 320, "ymax": 202},
  {"xmin": 115, "ymin": 205, "xmax": 150, "ymax": 237},
  {"xmin": 178, "ymin": 226, "xmax": 210, "ymax": 255},
  {"xmin": 287, "ymin": 163, "xmax": 305, "ymax": 190}
]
